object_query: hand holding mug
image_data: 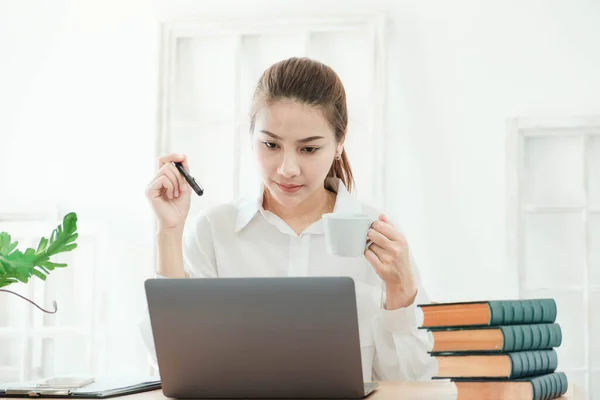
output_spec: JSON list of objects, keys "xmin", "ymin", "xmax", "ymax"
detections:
[
  {"xmin": 322, "ymin": 212, "xmax": 418, "ymax": 309},
  {"xmin": 365, "ymin": 214, "xmax": 417, "ymax": 309}
]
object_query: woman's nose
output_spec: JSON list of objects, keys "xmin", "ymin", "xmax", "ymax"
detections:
[{"xmin": 277, "ymin": 152, "xmax": 300, "ymax": 178}]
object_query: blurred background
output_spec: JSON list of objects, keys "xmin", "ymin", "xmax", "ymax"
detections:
[{"xmin": 1, "ymin": 0, "xmax": 599, "ymax": 396}]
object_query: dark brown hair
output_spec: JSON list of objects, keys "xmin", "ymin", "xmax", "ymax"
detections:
[{"xmin": 249, "ymin": 57, "xmax": 354, "ymax": 192}]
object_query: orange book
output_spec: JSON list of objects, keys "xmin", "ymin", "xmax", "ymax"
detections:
[
  {"xmin": 433, "ymin": 349, "xmax": 557, "ymax": 379},
  {"xmin": 452, "ymin": 372, "xmax": 568, "ymax": 400},
  {"xmin": 429, "ymin": 323, "xmax": 561, "ymax": 353},
  {"xmin": 419, "ymin": 299, "xmax": 556, "ymax": 329}
]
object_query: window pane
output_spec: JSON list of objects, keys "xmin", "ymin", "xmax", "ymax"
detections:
[
  {"xmin": 29, "ymin": 335, "xmax": 91, "ymax": 379},
  {"xmin": 0, "ymin": 338, "xmax": 23, "ymax": 377},
  {"xmin": 523, "ymin": 136, "xmax": 584, "ymax": 206},
  {"xmin": 0, "ymin": 275, "xmax": 30, "ymax": 329},
  {"xmin": 173, "ymin": 36, "xmax": 237, "ymax": 125},
  {"xmin": 524, "ymin": 213, "xmax": 585, "ymax": 289},
  {"xmin": 169, "ymin": 124, "xmax": 235, "ymax": 214},
  {"xmin": 239, "ymin": 33, "xmax": 306, "ymax": 118}
]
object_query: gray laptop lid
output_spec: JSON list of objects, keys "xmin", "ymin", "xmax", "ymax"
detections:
[{"xmin": 144, "ymin": 276, "xmax": 366, "ymax": 399}]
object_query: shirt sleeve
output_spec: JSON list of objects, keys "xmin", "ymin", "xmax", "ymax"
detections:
[
  {"xmin": 370, "ymin": 250, "xmax": 438, "ymax": 381},
  {"xmin": 181, "ymin": 213, "xmax": 218, "ymax": 278},
  {"xmin": 139, "ymin": 213, "xmax": 219, "ymax": 369}
]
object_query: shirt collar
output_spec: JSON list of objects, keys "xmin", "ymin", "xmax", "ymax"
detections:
[{"xmin": 234, "ymin": 177, "xmax": 363, "ymax": 234}]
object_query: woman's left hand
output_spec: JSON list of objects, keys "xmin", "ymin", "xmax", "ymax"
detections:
[{"xmin": 365, "ymin": 214, "xmax": 418, "ymax": 310}]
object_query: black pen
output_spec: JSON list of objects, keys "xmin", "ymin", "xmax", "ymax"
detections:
[{"xmin": 174, "ymin": 162, "xmax": 204, "ymax": 196}]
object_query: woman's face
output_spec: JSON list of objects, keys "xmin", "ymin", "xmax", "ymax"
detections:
[{"xmin": 253, "ymin": 100, "xmax": 343, "ymax": 209}]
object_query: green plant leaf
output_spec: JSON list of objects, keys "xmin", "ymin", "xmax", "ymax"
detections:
[
  {"xmin": 0, "ymin": 233, "xmax": 18, "ymax": 255},
  {"xmin": 44, "ymin": 212, "xmax": 78, "ymax": 258},
  {"xmin": 0, "ymin": 278, "xmax": 18, "ymax": 288},
  {"xmin": 31, "ymin": 269, "xmax": 47, "ymax": 280},
  {"xmin": 2, "ymin": 249, "xmax": 37, "ymax": 269},
  {"xmin": 0, "ymin": 212, "xmax": 78, "ymax": 288},
  {"xmin": 36, "ymin": 237, "xmax": 48, "ymax": 254},
  {"xmin": 39, "ymin": 261, "xmax": 68, "ymax": 269}
]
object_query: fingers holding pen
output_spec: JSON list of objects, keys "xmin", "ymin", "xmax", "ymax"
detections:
[{"xmin": 157, "ymin": 154, "xmax": 192, "ymax": 198}]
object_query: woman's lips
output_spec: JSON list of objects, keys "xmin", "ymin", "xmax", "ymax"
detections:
[{"xmin": 276, "ymin": 183, "xmax": 303, "ymax": 193}]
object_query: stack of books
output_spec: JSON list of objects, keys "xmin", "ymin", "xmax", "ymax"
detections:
[{"xmin": 418, "ymin": 298, "xmax": 569, "ymax": 400}]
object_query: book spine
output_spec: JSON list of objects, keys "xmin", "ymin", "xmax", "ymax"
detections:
[
  {"xmin": 501, "ymin": 324, "xmax": 562, "ymax": 352},
  {"xmin": 531, "ymin": 372, "xmax": 568, "ymax": 400},
  {"xmin": 489, "ymin": 299, "xmax": 557, "ymax": 326},
  {"xmin": 509, "ymin": 349, "xmax": 558, "ymax": 379}
]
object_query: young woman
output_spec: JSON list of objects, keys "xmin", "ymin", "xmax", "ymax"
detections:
[{"xmin": 142, "ymin": 57, "xmax": 435, "ymax": 381}]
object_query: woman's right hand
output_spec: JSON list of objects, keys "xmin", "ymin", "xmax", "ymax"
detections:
[{"xmin": 145, "ymin": 153, "xmax": 192, "ymax": 231}]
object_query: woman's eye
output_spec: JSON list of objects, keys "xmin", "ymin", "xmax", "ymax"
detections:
[
  {"xmin": 302, "ymin": 147, "xmax": 319, "ymax": 154},
  {"xmin": 263, "ymin": 142, "xmax": 278, "ymax": 149}
]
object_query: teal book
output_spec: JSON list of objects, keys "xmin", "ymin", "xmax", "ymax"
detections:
[
  {"xmin": 418, "ymin": 298, "xmax": 557, "ymax": 329},
  {"xmin": 433, "ymin": 349, "xmax": 558, "ymax": 379},
  {"xmin": 451, "ymin": 372, "xmax": 568, "ymax": 400},
  {"xmin": 428, "ymin": 323, "xmax": 562, "ymax": 353}
]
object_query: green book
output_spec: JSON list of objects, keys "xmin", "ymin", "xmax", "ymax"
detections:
[{"xmin": 419, "ymin": 298, "xmax": 557, "ymax": 329}]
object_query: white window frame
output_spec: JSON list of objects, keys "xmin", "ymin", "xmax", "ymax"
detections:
[
  {"xmin": 156, "ymin": 14, "xmax": 388, "ymax": 209},
  {"xmin": 507, "ymin": 115, "xmax": 600, "ymax": 397}
]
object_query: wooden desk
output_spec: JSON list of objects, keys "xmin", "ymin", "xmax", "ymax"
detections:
[{"xmin": 117, "ymin": 380, "xmax": 585, "ymax": 400}]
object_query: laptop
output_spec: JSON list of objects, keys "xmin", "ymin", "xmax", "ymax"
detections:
[{"xmin": 144, "ymin": 276, "xmax": 379, "ymax": 399}]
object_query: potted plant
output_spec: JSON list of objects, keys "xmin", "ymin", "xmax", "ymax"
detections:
[{"xmin": 0, "ymin": 212, "xmax": 78, "ymax": 313}]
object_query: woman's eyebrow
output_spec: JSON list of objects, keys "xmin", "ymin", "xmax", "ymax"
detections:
[
  {"xmin": 298, "ymin": 136, "xmax": 325, "ymax": 143},
  {"xmin": 260, "ymin": 130, "xmax": 325, "ymax": 143}
]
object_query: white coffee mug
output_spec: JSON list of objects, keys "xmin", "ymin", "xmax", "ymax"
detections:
[{"xmin": 322, "ymin": 213, "xmax": 374, "ymax": 258}]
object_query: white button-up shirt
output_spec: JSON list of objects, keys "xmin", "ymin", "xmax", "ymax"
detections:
[{"xmin": 140, "ymin": 178, "xmax": 436, "ymax": 381}]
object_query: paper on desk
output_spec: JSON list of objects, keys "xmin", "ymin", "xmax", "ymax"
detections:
[
  {"xmin": 1, "ymin": 376, "xmax": 160, "ymax": 394},
  {"xmin": 69, "ymin": 377, "xmax": 160, "ymax": 394}
]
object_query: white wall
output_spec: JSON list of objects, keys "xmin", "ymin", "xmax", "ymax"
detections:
[
  {"xmin": 383, "ymin": 0, "xmax": 600, "ymax": 301},
  {"xmin": 0, "ymin": 0, "xmax": 162, "ymax": 374},
  {"xmin": 1, "ymin": 0, "xmax": 599, "ymax": 375}
]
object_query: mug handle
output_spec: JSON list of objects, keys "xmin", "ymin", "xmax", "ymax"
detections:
[{"xmin": 365, "ymin": 218, "xmax": 377, "ymax": 251}]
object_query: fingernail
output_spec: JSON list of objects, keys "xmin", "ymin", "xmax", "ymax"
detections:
[{"xmin": 175, "ymin": 189, "xmax": 179, "ymax": 197}]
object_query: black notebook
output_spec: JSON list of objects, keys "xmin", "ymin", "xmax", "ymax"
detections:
[{"xmin": 0, "ymin": 377, "xmax": 161, "ymax": 398}]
